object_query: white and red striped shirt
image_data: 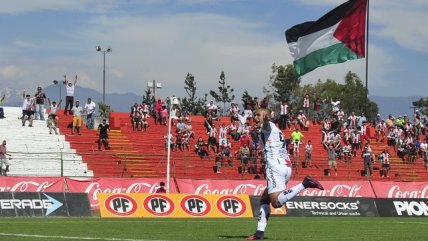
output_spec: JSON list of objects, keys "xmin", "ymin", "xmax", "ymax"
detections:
[
  {"xmin": 280, "ymin": 104, "xmax": 288, "ymax": 115},
  {"xmin": 303, "ymin": 98, "xmax": 309, "ymax": 108}
]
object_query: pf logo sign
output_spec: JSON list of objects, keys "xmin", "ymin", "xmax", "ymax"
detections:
[
  {"xmin": 143, "ymin": 195, "xmax": 175, "ymax": 216},
  {"xmin": 180, "ymin": 195, "xmax": 211, "ymax": 217},
  {"xmin": 105, "ymin": 194, "xmax": 138, "ymax": 216},
  {"xmin": 216, "ymin": 196, "xmax": 247, "ymax": 217}
]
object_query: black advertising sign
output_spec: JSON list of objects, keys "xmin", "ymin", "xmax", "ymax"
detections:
[
  {"xmin": 284, "ymin": 197, "xmax": 378, "ymax": 217},
  {"xmin": 376, "ymin": 198, "xmax": 428, "ymax": 217},
  {"xmin": 0, "ymin": 192, "xmax": 91, "ymax": 217},
  {"xmin": 250, "ymin": 196, "xmax": 378, "ymax": 217}
]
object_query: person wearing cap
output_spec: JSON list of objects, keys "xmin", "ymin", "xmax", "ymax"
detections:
[
  {"xmin": 64, "ymin": 74, "xmax": 78, "ymax": 115},
  {"xmin": 34, "ymin": 86, "xmax": 47, "ymax": 120}
]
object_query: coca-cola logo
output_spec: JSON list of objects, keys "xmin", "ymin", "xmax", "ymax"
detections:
[
  {"xmin": 387, "ymin": 185, "xmax": 428, "ymax": 198},
  {"xmin": 194, "ymin": 183, "xmax": 266, "ymax": 195},
  {"xmin": 300, "ymin": 185, "xmax": 364, "ymax": 197},
  {"xmin": 0, "ymin": 181, "xmax": 59, "ymax": 192},
  {"xmin": 82, "ymin": 182, "xmax": 161, "ymax": 207}
]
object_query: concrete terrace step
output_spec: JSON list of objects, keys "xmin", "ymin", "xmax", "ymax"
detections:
[{"xmin": 0, "ymin": 107, "xmax": 92, "ymax": 177}]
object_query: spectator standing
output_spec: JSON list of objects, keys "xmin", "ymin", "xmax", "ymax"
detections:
[
  {"xmin": 0, "ymin": 140, "xmax": 11, "ymax": 176},
  {"xmin": 327, "ymin": 144, "xmax": 337, "ymax": 176},
  {"xmin": 379, "ymin": 149, "xmax": 391, "ymax": 178},
  {"xmin": 98, "ymin": 119, "xmax": 110, "ymax": 150},
  {"xmin": 47, "ymin": 98, "xmax": 62, "ymax": 125},
  {"xmin": 305, "ymin": 140, "xmax": 312, "ymax": 167},
  {"xmin": 303, "ymin": 94, "xmax": 310, "ymax": 117},
  {"xmin": 64, "ymin": 75, "xmax": 77, "ymax": 115},
  {"xmin": 34, "ymin": 86, "xmax": 47, "ymax": 120},
  {"xmin": 21, "ymin": 92, "xmax": 35, "ymax": 127},
  {"xmin": 313, "ymin": 96, "xmax": 322, "ymax": 124},
  {"xmin": 46, "ymin": 115, "xmax": 58, "ymax": 135},
  {"xmin": 154, "ymin": 99, "xmax": 163, "ymax": 125},
  {"xmin": 331, "ymin": 97, "xmax": 340, "ymax": 116},
  {"xmin": 0, "ymin": 93, "xmax": 5, "ymax": 118},
  {"xmin": 84, "ymin": 98, "xmax": 96, "ymax": 129},
  {"xmin": 238, "ymin": 143, "xmax": 251, "ymax": 174},
  {"xmin": 362, "ymin": 147, "xmax": 373, "ymax": 177},
  {"xmin": 279, "ymin": 100, "xmax": 289, "ymax": 130},
  {"xmin": 71, "ymin": 100, "xmax": 83, "ymax": 135}
]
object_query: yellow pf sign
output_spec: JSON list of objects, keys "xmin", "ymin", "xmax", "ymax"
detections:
[{"xmin": 98, "ymin": 193, "xmax": 253, "ymax": 218}]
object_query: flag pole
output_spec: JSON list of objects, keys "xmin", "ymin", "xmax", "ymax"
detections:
[{"xmin": 365, "ymin": 0, "xmax": 370, "ymax": 112}]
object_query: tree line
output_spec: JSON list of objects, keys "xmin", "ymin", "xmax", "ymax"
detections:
[{"xmin": 143, "ymin": 63, "xmax": 383, "ymax": 119}]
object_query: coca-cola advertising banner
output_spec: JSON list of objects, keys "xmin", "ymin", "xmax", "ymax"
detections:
[
  {"xmin": 371, "ymin": 182, "xmax": 428, "ymax": 198},
  {"xmin": 65, "ymin": 178, "xmax": 177, "ymax": 210},
  {"xmin": 176, "ymin": 179, "xmax": 375, "ymax": 198},
  {"xmin": 0, "ymin": 177, "xmax": 65, "ymax": 192}
]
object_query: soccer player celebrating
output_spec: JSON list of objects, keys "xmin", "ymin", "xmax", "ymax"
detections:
[{"xmin": 247, "ymin": 108, "xmax": 324, "ymax": 240}]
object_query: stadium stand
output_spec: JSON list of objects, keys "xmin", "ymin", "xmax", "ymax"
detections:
[
  {"xmin": 2, "ymin": 105, "xmax": 426, "ymax": 181},
  {"xmin": 0, "ymin": 107, "xmax": 92, "ymax": 177},
  {"xmin": 58, "ymin": 110, "xmax": 428, "ymax": 181}
]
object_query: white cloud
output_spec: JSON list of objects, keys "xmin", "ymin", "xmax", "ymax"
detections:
[
  {"xmin": 72, "ymin": 13, "xmax": 290, "ymax": 99},
  {"xmin": 0, "ymin": 65, "xmax": 24, "ymax": 79}
]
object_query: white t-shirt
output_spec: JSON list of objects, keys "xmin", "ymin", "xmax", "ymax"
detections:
[
  {"xmin": 72, "ymin": 106, "xmax": 83, "ymax": 117},
  {"xmin": 50, "ymin": 105, "xmax": 58, "ymax": 115},
  {"xmin": 66, "ymin": 84, "xmax": 75, "ymax": 97},
  {"xmin": 84, "ymin": 101, "xmax": 96, "ymax": 115},
  {"xmin": 331, "ymin": 101, "xmax": 340, "ymax": 112},
  {"xmin": 261, "ymin": 122, "xmax": 290, "ymax": 167}
]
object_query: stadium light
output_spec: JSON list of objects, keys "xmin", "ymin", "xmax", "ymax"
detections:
[
  {"xmin": 96, "ymin": 45, "xmax": 112, "ymax": 104},
  {"xmin": 166, "ymin": 96, "xmax": 180, "ymax": 193},
  {"xmin": 147, "ymin": 80, "xmax": 162, "ymax": 100}
]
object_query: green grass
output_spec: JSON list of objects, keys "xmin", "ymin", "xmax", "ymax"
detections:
[{"xmin": 0, "ymin": 217, "xmax": 427, "ymax": 241}]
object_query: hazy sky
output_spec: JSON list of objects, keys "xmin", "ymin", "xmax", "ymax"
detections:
[{"xmin": 0, "ymin": 0, "xmax": 427, "ymax": 101}]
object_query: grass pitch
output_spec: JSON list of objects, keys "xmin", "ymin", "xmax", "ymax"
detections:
[{"xmin": 0, "ymin": 217, "xmax": 427, "ymax": 241}]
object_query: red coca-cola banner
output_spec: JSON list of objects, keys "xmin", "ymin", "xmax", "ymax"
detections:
[
  {"xmin": 371, "ymin": 182, "xmax": 428, "ymax": 198},
  {"xmin": 65, "ymin": 178, "xmax": 177, "ymax": 210},
  {"xmin": 0, "ymin": 177, "xmax": 65, "ymax": 192},
  {"xmin": 176, "ymin": 179, "xmax": 376, "ymax": 198}
]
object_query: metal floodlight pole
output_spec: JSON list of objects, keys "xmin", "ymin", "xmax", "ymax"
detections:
[
  {"xmin": 96, "ymin": 45, "xmax": 112, "ymax": 105},
  {"xmin": 166, "ymin": 96, "xmax": 179, "ymax": 193}
]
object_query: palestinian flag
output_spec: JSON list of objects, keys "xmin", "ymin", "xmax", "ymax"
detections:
[{"xmin": 285, "ymin": 0, "xmax": 367, "ymax": 77}]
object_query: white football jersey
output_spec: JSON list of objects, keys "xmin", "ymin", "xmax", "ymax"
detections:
[{"xmin": 260, "ymin": 122, "xmax": 290, "ymax": 167}]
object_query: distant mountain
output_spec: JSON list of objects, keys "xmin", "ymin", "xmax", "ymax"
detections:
[
  {"xmin": 1, "ymin": 86, "xmax": 423, "ymax": 116},
  {"xmin": 370, "ymin": 96, "xmax": 423, "ymax": 117},
  {"xmin": 1, "ymin": 85, "xmax": 143, "ymax": 112}
]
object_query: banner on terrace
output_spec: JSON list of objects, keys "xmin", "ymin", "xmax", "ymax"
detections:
[
  {"xmin": 66, "ymin": 177, "xmax": 177, "ymax": 210},
  {"xmin": 0, "ymin": 177, "xmax": 65, "ymax": 192},
  {"xmin": 176, "ymin": 179, "xmax": 375, "ymax": 197}
]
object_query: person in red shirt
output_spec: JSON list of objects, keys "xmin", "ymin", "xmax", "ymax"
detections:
[
  {"xmin": 154, "ymin": 99, "xmax": 163, "ymax": 125},
  {"xmin": 239, "ymin": 132, "xmax": 250, "ymax": 147}
]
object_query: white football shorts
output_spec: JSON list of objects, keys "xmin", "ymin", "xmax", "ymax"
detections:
[{"xmin": 266, "ymin": 164, "xmax": 291, "ymax": 194}]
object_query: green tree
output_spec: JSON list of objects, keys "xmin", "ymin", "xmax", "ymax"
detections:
[
  {"xmin": 98, "ymin": 102, "xmax": 112, "ymax": 118},
  {"xmin": 413, "ymin": 97, "xmax": 428, "ymax": 115},
  {"xmin": 269, "ymin": 63, "xmax": 301, "ymax": 103},
  {"xmin": 209, "ymin": 71, "xmax": 235, "ymax": 115},
  {"xmin": 142, "ymin": 86, "xmax": 152, "ymax": 103},
  {"xmin": 181, "ymin": 73, "xmax": 197, "ymax": 113}
]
